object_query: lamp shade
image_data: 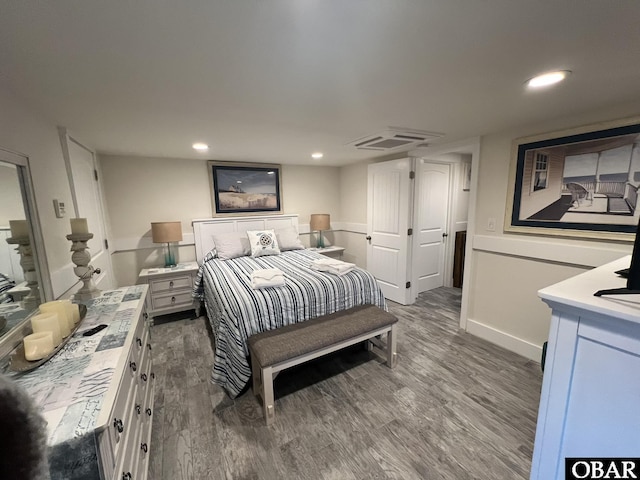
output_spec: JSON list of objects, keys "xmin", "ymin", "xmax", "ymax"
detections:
[
  {"xmin": 310, "ymin": 214, "xmax": 330, "ymax": 231},
  {"xmin": 151, "ymin": 222, "xmax": 183, "ymax": 243}
]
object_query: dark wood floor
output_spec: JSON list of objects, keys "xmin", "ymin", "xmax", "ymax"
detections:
[{"xmin": 148, "ymin": 287, "xmax": 543, "ymax": 480}]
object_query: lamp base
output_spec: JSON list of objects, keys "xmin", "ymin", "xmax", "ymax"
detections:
[
  {"xmin": 316, "ymin": 231, "xmax": 325, "ymax": 249},
  {"xmin": 164, "ymin": 243, "xmax": 176, "ymax": 267}
]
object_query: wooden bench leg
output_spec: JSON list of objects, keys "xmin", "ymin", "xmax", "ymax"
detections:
[
  {"xmin": 251, "ymin": 356, "xmax": 262, "ymax": 397},
  {"xmin": 262, "ymin": 366, "xmax": 275, "ymax": 426},
  {"xmin": 387, "ymin": 324, "xmax": 397, "ymax": 368}
]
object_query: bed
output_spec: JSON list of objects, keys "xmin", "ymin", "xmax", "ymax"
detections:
[{"xmin": 192, "ymin": 215, "xmax": 387, "ymax": 397}]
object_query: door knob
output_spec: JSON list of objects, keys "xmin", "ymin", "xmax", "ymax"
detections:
[
  {"xmin": 442, "ymin": 233, "xmax": 449, "ymax": 238},
  {"xmin": 365, "ymin": 235, "xmax": 372, "ymax": 244}
]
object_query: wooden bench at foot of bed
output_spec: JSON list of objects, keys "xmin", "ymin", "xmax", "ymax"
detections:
[{"xmin": 248, "ymin": 304, "xmax": 398, "ymax": 425}]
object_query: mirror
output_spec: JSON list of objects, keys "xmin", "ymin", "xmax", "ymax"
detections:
[{"xmin": 0, "ymin": 149, "xmax": 51, "ymax": 359}]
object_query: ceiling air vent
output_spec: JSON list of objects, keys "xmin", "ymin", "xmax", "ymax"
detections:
[{"xmin": 347, "ymin": 128, "xmax": 443, "ymax": 151}]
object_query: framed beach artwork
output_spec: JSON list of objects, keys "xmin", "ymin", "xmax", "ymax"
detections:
[
  {"xmin": 505, "ymin": 118, "xmax": 640, "ymax": 240},
  {"xmin": 208, "ymin": 161, "xmax": 283, "ymax": 216}
]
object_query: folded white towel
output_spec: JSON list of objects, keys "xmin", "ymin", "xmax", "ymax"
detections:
[
  {"xmin": 251, "ymin": 268, "xmax": 285, "ymax": 289},
  {"xmin": 310, "ymin": 258, "xmax": 356, "ymax": 276}
]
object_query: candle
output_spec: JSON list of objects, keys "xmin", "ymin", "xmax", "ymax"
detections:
[
  {"xmin": 31, "ymin": 312, "xmax": 62, "ymax": 346},
  {"xmin": 69, "ymin": 302, "xmax": 81, "ymax": 324},
  {"xmin": 9, "ymin": 220, "xmax": 28, "ymax": 238},
  {"xmin": 39, "ymin": 301, "xmax": 72, "ymax": 338},
  {"xmin": 23, "ymin": 331, "xmax": 54, "ymax": 361},
  {"xmin": 70, "ymin": 218, "xmax": 89, "ymax": 234},
  {"xmin": 60, "ymin": 299, "xmax": 80, "ymax": 325}
]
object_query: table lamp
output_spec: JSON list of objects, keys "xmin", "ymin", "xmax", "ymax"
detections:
[
  {"xmin": 310, "ymin": 214, "xmax": 330, "ymax": 248},
  {"xmin": 151, "ymin": 221, "xmax": 183, "ymax": 267}
]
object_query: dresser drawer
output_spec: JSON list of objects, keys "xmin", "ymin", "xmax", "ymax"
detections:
[
  {"xmin": 110, "ymin": 372, "xmax": 138, "ymax": 463},
  {"xmin": 149, "ymin": 275, "xmax": 192, "ymax": 294},
  {"xmin": 151, "ymin": 290, "xmax": 193, "ymax": 310}
]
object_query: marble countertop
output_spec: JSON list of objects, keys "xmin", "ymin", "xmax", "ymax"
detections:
[
  {"xmin": 539, "ymin": 255, "xmax": 640, "ymax": 324},
  {"xmin": 10, "ymin": 285, "xmax": 147, "ymax": 479}
]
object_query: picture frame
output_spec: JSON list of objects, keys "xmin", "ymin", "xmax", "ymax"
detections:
[
  {"xmin": 207, "ymin": 161, "xmax": 283, "ymax": 216},
  {"xmin": 505, "ymin": 117, "xmax": 640, "ymax": 241}
]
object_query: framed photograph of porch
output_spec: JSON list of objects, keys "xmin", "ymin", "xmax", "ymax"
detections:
[
  {"xmin": 505, "ymin": 117, "xmax": 640, "ymax": 240},
  {"xmin": 208, "ymin": 161, "xmax": 283, "ymax": 216}
]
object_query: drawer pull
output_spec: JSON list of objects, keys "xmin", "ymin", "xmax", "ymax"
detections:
[
  {"xmin": 141, "ymin": 373, "xmax": 148, "ymax": 382},
  {"xmin": 135, "ymin": 404, "xmax": 141, "ymax": 415},
  {"xmin": 169, "ymin": 280, "xmax": 174, "ymax": 287},
  {"xmin": 141, "ymin": 442, "xmax": 148, "ymax": 453},
  {"xmin": 146, "ymin": 407, "xmax": 152, "ymax": 417},
  {"xmin": 151, "ymin": 372, "xmax": 156, "ymax": 380},
  {"xmin": 122, "ymin": 473, "xmax": 132, "ymax": 480},
  {"xmin": 113, "ymin": 418, "xmax": 124, "ymax": 433},
  {"xmin": 136, "ymin": 337, "xmax": 142, "ymax": 347},
  {"xmin": 147, "ymin": 343, "xmax": 152, "ymax": 351},
  {"xmin": 129, "ymin": 361, "xmax": 137, "ymax": 372},
  {"xmin": 171, "ymin": 296, "xmax": 176, "ymax": 304},
  {"xmin": 143, "ymin": 312, "xmax": 148, "ymax": 320}
]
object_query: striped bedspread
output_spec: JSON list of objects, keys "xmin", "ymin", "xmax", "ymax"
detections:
[{"xmin": 193, "ymin": 249, "xmax": 386, "ymax": 398}]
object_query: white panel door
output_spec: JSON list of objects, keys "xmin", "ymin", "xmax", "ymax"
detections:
[
  {"xmin": 67, "ymin": 139, "xmax": 115, "ymax": 290},
  {"xmin": 367, "ymin": 158, "xmax": 413, "ymax": 305},
  {"xmin": 413, "ymin": 161, "xmax": 450, "ymax": 293}
]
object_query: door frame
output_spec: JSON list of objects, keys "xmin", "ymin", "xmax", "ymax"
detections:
[
  {"xmin": 58, "ymin": 127, "xmax": 115, "ymax": 290},
  {"xmin": 409, "ymin": 137, "xmax": 480, "ymax": 330}
]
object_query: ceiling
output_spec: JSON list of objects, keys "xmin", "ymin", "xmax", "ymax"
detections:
[{"xmin": 1, "ymin": 1, "xmax": 640, "ymax": 166}]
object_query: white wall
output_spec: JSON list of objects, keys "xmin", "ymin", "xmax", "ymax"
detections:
[
  {"xmin": 100, "ymin": 155, "xmax": 342, "ymax": 286},
  {"xmin": 0, "ymin": 163, "xmax": 24, "ymax": 225},
  {"xmin": 336, "ymin": 161, "xmax": 371, "ymax": 266},
  {"xmin": 465, "ymin": 104, "xmax": 640, "ymax": 361},
  {"xmin": 0, "ymin": 89, "xmax": 79, "ymax": 298}
]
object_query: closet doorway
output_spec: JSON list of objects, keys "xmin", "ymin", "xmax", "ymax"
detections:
[{"xmin": 367, "ymin": 154, "xmax": 471, "ymax": 305}]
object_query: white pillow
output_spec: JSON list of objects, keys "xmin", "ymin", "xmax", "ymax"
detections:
[
  {"xmin": 275, "ymin": 226, "xmax": 304, "ymax": 251},
  {"xmin": 211, "ymin": 232, "xmax": 251, "ymax": 260},
  {"xmin": 247, "ymin": 229, "xmax": 281, "ymax": 257}
]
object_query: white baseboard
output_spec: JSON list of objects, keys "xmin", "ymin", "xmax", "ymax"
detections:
[{"xmin": 465, "ymin": 318, "xmax": 542, "ymax": 363}]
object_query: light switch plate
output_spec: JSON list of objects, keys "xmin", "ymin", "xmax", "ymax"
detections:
[{"xmin": 53, "ymin": 199, "xmax": 66, "ymax": 218}]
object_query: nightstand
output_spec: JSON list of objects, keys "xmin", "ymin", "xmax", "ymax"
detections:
[
  {"xmin": 138, "ymin": 262, "xmax": 200, "ymax": 323},
  {"xmin": 308, "ymin": 246, "xmax": 345, "ymax": 259}
]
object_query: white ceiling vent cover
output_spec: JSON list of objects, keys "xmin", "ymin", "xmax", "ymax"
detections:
[{"xmin": 347, "ymin": 128, "xmax": 443, "ymax": 151}]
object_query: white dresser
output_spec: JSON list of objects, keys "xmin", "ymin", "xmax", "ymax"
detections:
[
  {"xmin": 12, "ymin": 285, "xmax": 154, "ymax": 480},
  {"xmin": 532, "ymin": 256, "xmax": 640, "ymax": 479}
]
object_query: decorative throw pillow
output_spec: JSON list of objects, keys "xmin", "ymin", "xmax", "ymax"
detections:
[
  {"xmin": 275, "ymin": 226, "xmax": 304, "ymax": 251},
  {"xmin": 211, "ymin": 232, "xmax": 251, "ymax": 260},
  {"xmin": 247, "ymin": 229, "xmax": 281, "ymax": 257}
]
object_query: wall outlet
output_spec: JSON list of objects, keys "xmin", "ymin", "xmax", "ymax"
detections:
[
  {"xmin": 53, "ymin": 199, "xmax": 66, "ymax": 218},
  {"xmin": 487, "ymin": 217, "xmax": 496, "ymax": 232}
]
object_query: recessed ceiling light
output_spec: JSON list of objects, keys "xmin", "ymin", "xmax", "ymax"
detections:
[
  {"xmin": 526, "ymin": 70, "xmax": 571, "ymax": 88},
  {"xmin": 311, "ymin": 152, "xmax": 323, "ymax": 159},
  {"xmin": 192, "ymin": 142, "xmax": 209, "ymax": 151}
]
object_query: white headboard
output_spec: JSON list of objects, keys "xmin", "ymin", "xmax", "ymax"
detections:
[{"xmin": 192, "ymin": 214, "xmax": 299, "ymax": 264}]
